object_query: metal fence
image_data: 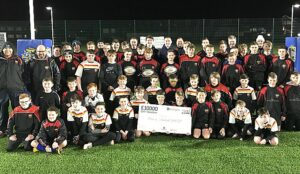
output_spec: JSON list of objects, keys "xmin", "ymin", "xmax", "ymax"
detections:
[{"xmin": 0, "ymin": 18, "xmax": 299, "ymax": 46}]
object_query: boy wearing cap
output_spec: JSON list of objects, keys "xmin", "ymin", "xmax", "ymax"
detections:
[
  {"xmin": 72, "ymin": 40, "xmax": 86, "ymax": 62},
  {"xmin": 256, "ymin": 35, "xmax": 265, "ymax": 54}
]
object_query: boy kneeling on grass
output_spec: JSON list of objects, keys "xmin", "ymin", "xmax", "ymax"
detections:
[
  {"xmin": 31, "ymin": 106, "xmax": 67, "ymax": 154},
  {"xmin": 113, "ymin": 97, "xmax": 135, "ymax": 143},
  {"xmin": 229, "ymin": 100, "xmax": 252, "ymax": 141},
  {"xmin": 82, "ymin": 102, "xmax": 116, "ymax": 150},
  {"xmin": 191, "ymin": 88, "xmax": 214, "ymax": 139},
  {"xmin": 7, "ymin": 93, "xmax": 40, "ymax": 152},
  {"xmin": 254, "ymin": 108, "xmax": 279, "ymax": 146}
]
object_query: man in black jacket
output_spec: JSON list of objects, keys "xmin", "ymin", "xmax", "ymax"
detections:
[
  {"xmin": 0, "ymin": 42, "xmax": 29, "ymax": 136},
  {"xmin": 26, "ymin": 44, "xmax": 61, "ymax": 100}
]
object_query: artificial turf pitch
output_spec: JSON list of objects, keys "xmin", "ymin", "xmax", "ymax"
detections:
[{"xmin": 0, "ymin": 132, "xmax": 299, "ymax": 173}]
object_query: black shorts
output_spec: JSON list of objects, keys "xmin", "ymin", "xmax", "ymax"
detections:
[
  {"xmin": 132, "ymin": 118, "xmax": 138, "ymax": 130},
  {"xmin": 193, "ymin": 123, "xmax": 209, "ymax": 130},
  {"xmin": 254, "ymin": 129, "xmax": 278, "ymax": 140}
]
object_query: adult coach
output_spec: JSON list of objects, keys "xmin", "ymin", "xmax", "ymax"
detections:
[{"xmin": 0, "ymin": 42, "xmax": 28, "ymax": 136}]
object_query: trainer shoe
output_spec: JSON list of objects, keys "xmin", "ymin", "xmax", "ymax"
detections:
[
  {"xmin": 57, "ymin": 147, "xmax": 63, "ymax": 155},
  {"xmin": 0, "ymin": 131, "xmax": 6, "ymax": 138},
  {"xmin": 247, "ymin": 130, "xmax": 252, "ymax": 135},
  {"xmin": 83, "ymin": 143, "xmax": 92, "ymax": 150},
  {"xmin": 33, "ymin": 147, "xmax": 39, "ymax": 153},
  {"xmin": 232, "ymin": 133, "xmax": 238, "ymax": 138},
  {"xmin": 109, "ymin": 140, "xmax": 114, "ymax": 145}
]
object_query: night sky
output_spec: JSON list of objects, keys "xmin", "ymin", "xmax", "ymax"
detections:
[{"xmin": 0, "ymin": 0, "xmax": 300, "ymax": 20}]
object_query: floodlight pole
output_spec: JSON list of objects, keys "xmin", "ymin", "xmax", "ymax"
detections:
[
  {"xmin": 291, "ymin": 4, "xmax": 300, "ymax": 37},
  {"xmin": 29, "ymin": 0, "xmax": 35, "ymax": 39},
  {"xmin": 46, "ymin": 7, "xmax": 54, "ymax": 45}
]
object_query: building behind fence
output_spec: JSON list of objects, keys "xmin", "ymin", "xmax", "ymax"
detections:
[{"xmin": 0, "ymin": 17, "xmax": 299, "ymax": 47}]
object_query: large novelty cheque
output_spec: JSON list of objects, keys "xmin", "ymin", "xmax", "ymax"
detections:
[{"xmin": 137, "ymin": 104, "xmax": 192, "ymax": 135}]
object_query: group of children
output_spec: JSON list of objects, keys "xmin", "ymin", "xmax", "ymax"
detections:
[{"xmin": 5, "ymin": 35, "xmax": 300, "ymax": 154}]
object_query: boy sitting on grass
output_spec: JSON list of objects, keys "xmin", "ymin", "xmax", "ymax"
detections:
[
  {"xmin": 31, "ymin": 106, "xmax": 67, "ymax": 154},
  {"xmin": 254, "ymin": 107, "xmax": 279, "ymax": 146},
  {"xmin": 82, "ymin": 102, "xmax": 116, "ymax": 150}
]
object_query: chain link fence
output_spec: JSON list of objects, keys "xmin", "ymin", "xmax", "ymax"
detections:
[{"xmin": 0, "ymin": 18, "xmax": 299, "ymax": 47}]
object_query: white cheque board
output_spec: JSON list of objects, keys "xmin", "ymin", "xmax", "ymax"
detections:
[{"xmin": 137, "ymin": 104, "xmax": 192, "ymax": 135}]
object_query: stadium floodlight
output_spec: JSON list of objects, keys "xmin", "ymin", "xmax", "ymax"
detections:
[
  {"xmin": 291, "ymin": 4, "xmax": 300, "ymax": 37},
  {"xmin": 46, "ymin": 6, "xmax": 54, "ymax": 45}
]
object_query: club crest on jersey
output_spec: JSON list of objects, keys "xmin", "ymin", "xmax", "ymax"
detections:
[
  {"xmin": 256, "ymin": 60, "xmax": 261, "ymax": 64},
  {"xmin": 194, "ymin": 63, "xmax": 197, "ymax": 66},
  {"xmin": 275, "ymin": 94, "xmax": 279, "ymax": 98},
  {"xmin": 15, "ymin": 60, "xmax": 19, "ymax": 64},
  {"xmin": 247, "ymin": 93, "xmax": 250, "ymax": 96},
  {"xmin": 28, "ymin": 114, "xmax": 32, "ymax": 118},
  {"xmin": 45, "ymin": 66, "xmax": 50, "ymax": 70},
  {"xmin": 205, "ymin": 109, "xmax": 209, "ymax": 113},
  {"xmin": 212, "ymin": 63, "xmax": 215, "ymax": 67},
  {"xmin": 235, "ymin": 69, "xmax": 239, "ymax": 73},
  {"xmin": 217, "ymin": 108, "xmax": 222, "ymax": 112},
  {"xmin": 72, "ymin": 67, "xmax": 76, "ymax": 70},
  {"xmin": 282, "ymin": 64, "xmax": 286, "ymax": 69}
]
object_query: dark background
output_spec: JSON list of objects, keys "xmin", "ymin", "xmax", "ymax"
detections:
[{"xmin": 0, "ymin": 0, "xmax": 300, "ymax": 20}]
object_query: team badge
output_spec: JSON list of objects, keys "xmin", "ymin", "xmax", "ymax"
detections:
[
  {"xmin": 124, "ymin": 66, "xmax": 136, "ymax": 76},
  {"xmin": 15, "ymin": 60, "xmax": 19, "ymax": 64},
  {"xmin": 142, "ymin": 69, "xmax": 154, "ymax": 77},
  {"xmin": 205, "ymin": 109, "xmax": 209, "ymax": 113},
  {"xmin": 194, "ymin": 63, "xmax": 198, "ymax": 66},
  {"xmin": 28, "ymin": 114, "xmax": 32, "ymax": 118},
  {"xmin": 282, "ymin": 64, "xmax": 286, "ymax": 69},
  {"xmin": 256, "ymin": 60, "xmax": 261, "ymax": 64},
  {"xmin": 247, "ymin": 93, "xmax": 250, "ymax": 97},
  {"xmin": 164, "ymin": 66, "xmax": 177, "ymax": 75},
  {"xmin": 45, "ymin": 66, "xmax": 49, "ymax": 70},
  {"xmin": 217, "ymin": 108, "xmax": 222, "ymax": 112},
  {"xmin": 235, "ymin": 69, "xmax": 239, "ymax": 73},
  {"xmin": 72, "ymin": 67, "xmax": 75, "ymax": 70},
  {"xmin": 275, "ymin": 94, "xmax": 279, "ymax": 98},
  {"xmin": 212, "ymin": 63, "xmax": 215, "ymax": 67}
]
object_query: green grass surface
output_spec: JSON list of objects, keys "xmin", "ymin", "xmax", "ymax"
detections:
[{"xmin": 0, "ymin": 132, "xmax": 300, "ymax": 173}]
